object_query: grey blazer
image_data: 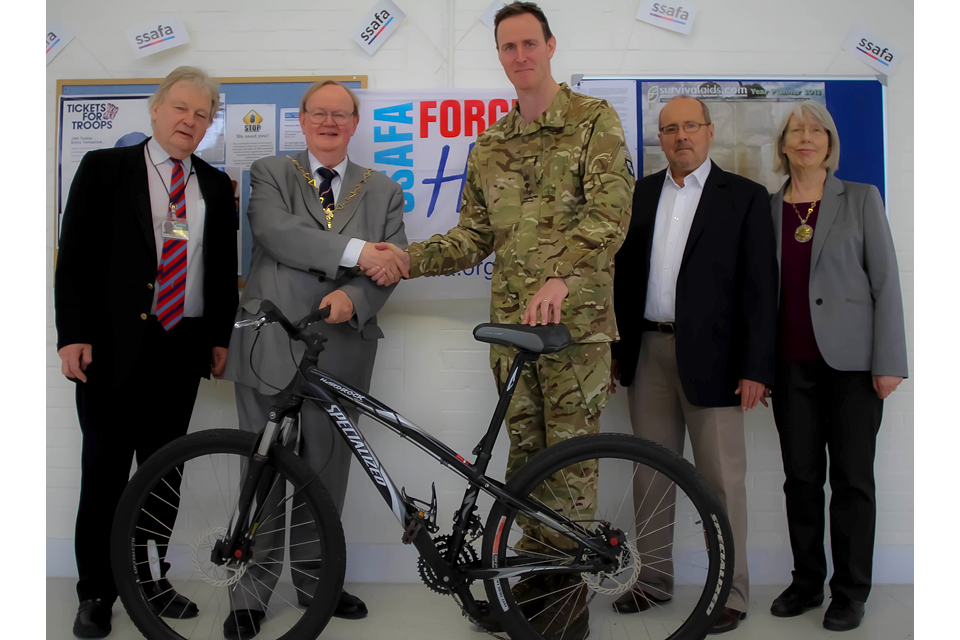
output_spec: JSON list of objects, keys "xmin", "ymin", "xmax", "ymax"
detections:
[
  {"xmin": 771, "ymin": 173, "xmax": 907, "ymax": 377},
  {"xmin": 224, "ymin": 152, "xmax": 408, "ymax": 394}
]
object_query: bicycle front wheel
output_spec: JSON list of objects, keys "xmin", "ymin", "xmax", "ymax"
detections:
[
  {"xmin": 482, "ymin": 433, "xmax": 733, "ymax": 640},
  {"xmin": 110, "ymin": 429, "xmax": 346, "ymax": 640}
]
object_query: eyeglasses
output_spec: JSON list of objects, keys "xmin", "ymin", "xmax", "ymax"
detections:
[
  {"xmin": 306, "ymin": 110, "xmax": 354, "ymax": 125},
  {"xmin": 659, "ymin": 122, "xmax": 709, "ymax": 135}
]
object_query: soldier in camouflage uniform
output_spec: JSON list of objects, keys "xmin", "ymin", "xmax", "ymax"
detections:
[{"xmin": 371, "ymin": 3, "xmax": 633, "ymax": 556}]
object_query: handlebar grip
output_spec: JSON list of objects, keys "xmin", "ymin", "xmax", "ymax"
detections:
[
  {"xmin": 298, "ymin": 305, "xmax": 332, "ymax": 329},
  {"xmin": 259, "ymin": 300, "xmax": 297, "ymax": 336}
]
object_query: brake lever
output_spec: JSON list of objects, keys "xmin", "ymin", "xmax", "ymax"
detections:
[{"xmin": 234, "ymin": 317, "xmax": 268, "ymax": 330}]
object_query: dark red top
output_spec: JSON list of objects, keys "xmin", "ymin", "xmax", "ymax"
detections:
[{"xmin": 778, "ymin": 200, "xmax": 823, "ymax": 363}]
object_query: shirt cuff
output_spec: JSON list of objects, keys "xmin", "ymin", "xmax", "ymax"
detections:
[{"xmin": 340, "ymin": 238, "xmax": 366, "ymax": 268}]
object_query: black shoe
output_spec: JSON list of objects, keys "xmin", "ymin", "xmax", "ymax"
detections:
[
  {"xmin": 709, "ymin": 607, "xmax": 746, "ymax": 635},
  {"xmin": 770, "ymin": 584, "xmax": 824, "ymax": 617},
  {"xmin": 612, "ymin": 587, "xmax": 672, "ymax": 613},
  {"xmin": 223, "ymin": 609, "xmax": 265, "ymax": 640},
  {"xmin": 142, "ymin": 578, "xmax": 199, "ymax": 619},
  {"xmin": 823, "ymin": 594, "xmax": 865, "ymax": 631},
  {"xmin": 73, "ymin": 599, "xmax": 112, "ymax": 639},
  {"xmin": 333, "ymin": 590, "xmax": 368, "ymax": 620}
]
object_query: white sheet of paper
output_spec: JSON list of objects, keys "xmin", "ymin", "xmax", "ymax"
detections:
[
  {"xmin": 480, "ymin": 1, "xmax": 507, "ymax": 29},
  {"xmin": 279, "ymin": 108, "xmax": 306, "ymax": 152},
  {"xmin": 636, "ymin": 0, "xmax": 698, "ymax": 36},
  {"xmin": 125, "ymin": 16, "xmax": 190, "ymax": 60},
  {"xmin": 226, "ymin": 104, "xmax": 277, "ymax": 170},
  {"xmin": 353, "ymin": 0, "xmax": 406, "ymax": 56},
  {"xmin": 47, "ymin": 20, "xmax": 75, "ymax": 65},
  {"xmin": 842, "ymin": 26, "xmax": 902, "ymax": 76}
]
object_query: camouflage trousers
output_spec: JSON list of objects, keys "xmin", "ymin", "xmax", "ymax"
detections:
[{"xmin": 491, "ymin": 342, "xmax": 611, "ymax": 553}]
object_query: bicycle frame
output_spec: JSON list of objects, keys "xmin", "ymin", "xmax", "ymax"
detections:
[{"xmin": 220, "ymin": 326, "xmax": 619, "ymax": 619}]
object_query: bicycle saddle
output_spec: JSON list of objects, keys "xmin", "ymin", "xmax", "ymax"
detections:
[{"xmin": 472, "ymin": 323, "xmax": 572, "ymax": 354}]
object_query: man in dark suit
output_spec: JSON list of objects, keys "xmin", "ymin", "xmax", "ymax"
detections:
[
  {"xmin": 610, "ymin": 96, "xmax": 778, "ymax": 634},
  {"xmin": 222, "ymin": 80, "xmax": 407, "ymax": 640},
  {"xmin": 55, "ymin": 66, "xmax": 238, "ymax": 639}
]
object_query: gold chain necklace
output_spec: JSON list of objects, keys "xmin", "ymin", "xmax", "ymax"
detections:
[
  {"xmin": 290, "ymin": 157, "xmax": 373, "ymax": 229},
  {"xmin": 789, "ymin": 189, "xmax": 822, "ymax": 243}
]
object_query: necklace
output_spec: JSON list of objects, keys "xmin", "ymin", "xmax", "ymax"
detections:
[
  {"xmin": 289, "ymin": 157, "xmax": 373, "ymax": 229},
  {"xmin": 789, "ymin": 188, "xmax": 822, "ymax": 243}
]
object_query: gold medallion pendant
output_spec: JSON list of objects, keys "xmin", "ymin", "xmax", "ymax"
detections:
[{"xmin": 794, "ymin": 224, "xmax": 813, "ymax": 243}]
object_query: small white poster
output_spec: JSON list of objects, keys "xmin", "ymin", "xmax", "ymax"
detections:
[
  {"xmin": 194, "ymin": 92, "xmax": 226, "ymax": 164},
  {"xmin": 125, "ymin": 15, "xmax": 191, "ymax": 59},
  {"xmin": 47, "ymin": 20, "xmax": 74, "ymax": 66},
  {"xmin": 353, "ymin": 0, "xmax": 406, "ymax": 56},
  {"xmin": 636, "ymin": 0, "xmax": 698, "ymax": 36},
  {"xmin": 480, "ymin": 1, "xmax": 507, "ymax": 30},
  {"xmin": 574, "ymin": 79, "xmax": 639, "ymax": 178},
  {"xmin": 226, "ymin": 104, "xmax": 276, "ymax": 170},
  {"xmin": 279, "ymin": 108, "xmax": 306, "ymax": 152},
  {"xmin": 842, "ymin": 26, "xmax": 902, "ymax": 76}
]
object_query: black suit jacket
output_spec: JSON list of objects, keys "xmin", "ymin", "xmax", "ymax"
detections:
[
  {"xmin": 55, "ymin": 140, "xmax": 239, "ymax": 386},
  {"xmin": 612, "ymin": 162, "xmax": 778, "ymax": 407}
]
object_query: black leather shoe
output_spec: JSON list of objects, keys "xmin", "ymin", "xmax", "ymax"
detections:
[
  {"xmin": 823, "ymin": 595, "xmax": 865, "ymax": 631},
  {"xmin": 612, "ymin": 588, "xmax": 672, "ymax": 613},
  {"xmin": 333, "ymin": 590, "xmax": 368, "ymax": 620},
  {"xmin": 73, "ymin": 599, "xmax": 112, "ymax": 639},
  {"xmin": 709, "ymin": 607, "xmax": 746, "ymax": 634},
  {"xmin": 223, "ymin": 609, "xmax": 265, "ymax": 640},
  {"xmin": 143, "ymin": 578, "xmax": 199, "ymax": 619},
  {"xmin": 770, "ymin": 584, "xmax": 824, "ymax": 617}
]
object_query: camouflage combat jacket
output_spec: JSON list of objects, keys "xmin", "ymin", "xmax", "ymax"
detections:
[{"xmin": 407, "ymin": 83, "xmax": 635, "ymax": 343}]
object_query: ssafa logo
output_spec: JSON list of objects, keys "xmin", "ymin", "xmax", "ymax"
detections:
[
  {"xmin": 135, "ymin": 24, "xmax": 177, "ymax": 49},
  {"xmin": 46, "ymin": 31, "xmax": 60, "ymax": 54},
  {"xmin": 360, "ymin": 10, "xmax": 394, "ymax": 44},
  {"xmin": 649, "ymin": 3, "xmax": 690, "ymax": 24},
  {"xmin": 856, "ymin": 39, "xmax": 894, "ymax": 66},
  {"xmin": 243, "ymin": 110, "xmax": 263, "ymax": 132}
]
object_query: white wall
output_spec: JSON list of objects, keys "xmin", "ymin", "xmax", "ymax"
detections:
[{"xmin": 46, "ymin": 0, "xmax": 914, "ymax": 585}]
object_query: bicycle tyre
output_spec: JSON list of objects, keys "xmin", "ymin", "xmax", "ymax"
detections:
[
  {"xmin": 110, "ymin": 429, "xmax": 346, "ymax": 640},
  {"xmin": 481, "ymin": 433, "xmax": 733, "ymax": 640}
]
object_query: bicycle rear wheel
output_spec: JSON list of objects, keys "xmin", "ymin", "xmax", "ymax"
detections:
[
  {"xmin": 111, "ymin": 429, "xmax": 346, "ymax": 640},
  {"xmin": 482, "ymin": 433, "xmax": 733, "ymax": 640}
]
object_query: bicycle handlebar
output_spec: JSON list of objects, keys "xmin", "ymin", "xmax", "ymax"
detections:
[{"xmin": 235, "ymin": 301, "xmax": 332, "ymax": 341}]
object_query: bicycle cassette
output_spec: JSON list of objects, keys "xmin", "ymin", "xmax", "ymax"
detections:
[{"xmin": 418, "ymin": 534, "xmax": 478, "ymax": 594}]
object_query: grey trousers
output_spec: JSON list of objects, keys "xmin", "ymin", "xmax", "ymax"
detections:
[
  {"xmin": 233, "ymin": 382, "xmax": 359, "ymax": 611},
  {"xmin": 626, "ymin": 332, "xmax": 750, "ymax": 613}
]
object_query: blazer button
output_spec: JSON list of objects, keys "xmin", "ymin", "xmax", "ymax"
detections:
[
  {"xmin": 141, "ymin": 313, "xmax": 148, "ymax": 320},
  {"xmin": 147, "ymin": 283, "xmax": 154, "ymax": 290},
  {"xmin": 815, "ymin": 298, "xmax": 823, "ymax": 306}
]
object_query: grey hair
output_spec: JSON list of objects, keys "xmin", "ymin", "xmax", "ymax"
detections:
[
  {"xmin": 774, "ymin": 100, "xmax": 840, "ymax": 175},
  {"xmin": 300, "ymin": 80, "xmax": 361, "ymax": 120},
  {"xmin": 658, "ymin": 95, "xmax": 712, "ymax": 127},
  {"xmin": 148, "ymin": 66, "xmax": 220, "ymax": 116}
]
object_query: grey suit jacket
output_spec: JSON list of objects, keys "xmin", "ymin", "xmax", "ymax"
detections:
[
  {"xmin": 224, "ymin": 152, "xmax": 408, "ymax": 394},
  {"xmin": 771, "ymin": 173, "xmax": 907, "ymax": 377}
]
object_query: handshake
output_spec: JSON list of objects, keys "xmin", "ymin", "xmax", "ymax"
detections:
[{"xmin": 358, "ymin": 242, "xmax": 410, "ymax": 286}]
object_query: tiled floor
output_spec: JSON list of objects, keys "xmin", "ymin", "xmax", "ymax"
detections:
[{"xmin": 46, "ymin": 578, "xmax": 913, "ymax": 640}]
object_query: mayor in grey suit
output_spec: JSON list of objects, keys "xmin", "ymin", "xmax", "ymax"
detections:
[
  {"xmin": 766, "ymin": 101, "xmax": 907, "ymax": 632},
  {"xmin": 223, "ymin": 80, "xmax": 407, "ymax": 638}
]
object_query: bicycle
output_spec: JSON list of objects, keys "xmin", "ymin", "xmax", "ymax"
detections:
[{"xmin": 111, "ymin": 300, "xmax": 734, "ymax": 640}]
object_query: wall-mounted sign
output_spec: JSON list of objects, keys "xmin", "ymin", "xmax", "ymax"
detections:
[
  {"xmin": 353, "ymin": 0, "xmax": 406, "ymax": 56},
  {"xmin": 125, "ymin": 16, "xmax": 191, "ymax": 59},
  {"xmin": 842, "ymin": 26, "xmax": 902, "ymax": 76},
  {"xmin": 636, "ymin": 0, "xmax": 698, "ymax": 36},
  {"xmin": 47, "ymin": 20, "xmax": 75, "ymax": 66}
]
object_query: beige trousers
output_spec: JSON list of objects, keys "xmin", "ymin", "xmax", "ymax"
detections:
[{"xmin": 626, "ymin": 331, "xmax": 750, "ymax": 613}]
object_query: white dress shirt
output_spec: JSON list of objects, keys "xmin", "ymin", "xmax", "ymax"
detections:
[
  {"xmin": 146, "ymin": 137, "xmax": 205, "ymax": 317},
  {"xmin": 644, "ymin": 158, "xmax": 712, "ymax": 322},
  {"xmin": 307, "ymin": 153, "xmax": 365, "ymax": 268}
]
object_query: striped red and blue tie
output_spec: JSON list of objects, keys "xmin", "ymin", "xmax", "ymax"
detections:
[{"xmin": 156, "ymin": 158, "xmax": 187, "ymax": 330}]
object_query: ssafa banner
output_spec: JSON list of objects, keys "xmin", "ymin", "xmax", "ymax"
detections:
[{"xmin": 351, "ymin": 89, "xmax": 517, "ymax": 301}]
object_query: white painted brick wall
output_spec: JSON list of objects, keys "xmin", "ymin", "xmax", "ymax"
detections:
[{"xmin": 45, "ymin": 0, "xmax": 914, "ymax": 585}]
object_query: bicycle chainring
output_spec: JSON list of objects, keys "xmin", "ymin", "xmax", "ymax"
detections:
[{"xmin": 417, "ymin": 534, "xmax": 478, "ymax": 595}]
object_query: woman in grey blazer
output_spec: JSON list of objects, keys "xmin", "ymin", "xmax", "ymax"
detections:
[{"xmin": 766, "ymin": 101, "xmax": 907, "ymax": 632}]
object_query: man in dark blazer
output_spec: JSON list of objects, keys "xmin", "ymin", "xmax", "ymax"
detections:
[
  {"xmin": 611, "ymin": 96, "xmax": 778, "ymax": 634},
  {"xmin": 222, "ymin": 80, "xmax": 407, "ymax": 640},
  {"xmin": 55, "ymin": 67, "xmax": 238, "ymax": 639}
]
